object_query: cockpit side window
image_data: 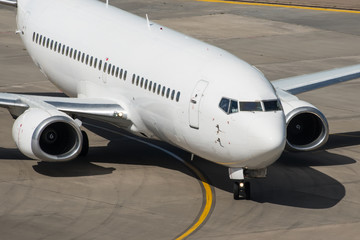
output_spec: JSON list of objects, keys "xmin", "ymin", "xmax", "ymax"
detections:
[
  {"xmin": 219, "ymin": 98, "xmax": 239, "ymax": 114},
  {"xmin": 219, "ymin": 98, "xmax": 230, "ymax": 113},
  {"xmin": 230, "ymin": 100, "xmax": 239, "ymax": 114},
  {"xmin": 240, "ymin": 102, "xmax": 262, "ymax": 112}
]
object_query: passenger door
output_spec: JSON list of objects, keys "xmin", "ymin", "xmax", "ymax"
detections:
[{"xmin": 189, "ymin": 80, "xmax": 209, "ymax": 129}]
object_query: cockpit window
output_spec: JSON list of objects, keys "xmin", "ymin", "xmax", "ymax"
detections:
[
  {"xmin": 240, "ymin": 101, "xmax": 262, "ymax": 112},
  {"xmin": 219, "ymin": 98, "xmax": 239, "ymax": 114},
  {"xmin": 219, "ymin": 98, "xmax": 230, "ymax": 113},
  {"xmin": 219, "ymin": 98, "xmax": 281, "ymax": 114},
  {"xmin": 230, "ymin": 100, "xmax": 239, "ymax": 113},
  {"xmin": 263, "ymin": 100, "xmax": 282, "ymax": 111}
]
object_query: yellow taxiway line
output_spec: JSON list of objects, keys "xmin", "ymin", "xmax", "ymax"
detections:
[
  {"xmin": 84, "ymin": 123, "xmax": 214, "ymax": 239},
  {"xmin": 176, "ymin": 161, "xmax": 213, "ymax": 240},
  {"xmin": 196, "ymin": 0, "xmax": 360, "ymax": 14}
]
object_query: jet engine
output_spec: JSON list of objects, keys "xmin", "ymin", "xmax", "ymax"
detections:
[
  {"xmin": 12, "ymin": 108, "xmax": 83, "ymax": 162},
  {"xmin": 281, "ymin": 99, "xmax": 329, "ymax": 151}
]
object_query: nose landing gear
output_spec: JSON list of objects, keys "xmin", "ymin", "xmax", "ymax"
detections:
[
  {"xmin": 229, "ymin": 167, "xmax": 267, "ymax": 200},
  {"xmin": 233, "ymin": 181, "xmax": 250, "ymax": 200}
]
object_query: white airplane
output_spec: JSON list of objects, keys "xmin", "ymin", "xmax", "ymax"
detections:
[{"xmin": 1, "ymin": 0, "xmax": 359, "ymax": 199}]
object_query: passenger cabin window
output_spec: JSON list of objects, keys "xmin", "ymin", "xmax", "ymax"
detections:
[
  {"xmin": 149, "ymin": 81, "xmax": 152, "ymax": 91},
  {"xmin": 98, "ymin": 60, "xmax": 102, "ymax": 70},
  {"xmin": 120, "ymin": 69, "xmax": 123, "ymax": 79},
  {"xmin": 103, "ymin": 62, "xmax": 107, "ymax": 72}
]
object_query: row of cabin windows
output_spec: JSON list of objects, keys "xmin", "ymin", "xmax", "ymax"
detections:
[
  {"xmin": 131, "ymin": 74, "xmax": 181, "ymax": 102},
  {"xmin": 32, "ymin": 32, "xmax": 127, "ymax": 81},
  {"xmin": 32, "ymin": 32, "xmax": 181, "ymax": 103}
]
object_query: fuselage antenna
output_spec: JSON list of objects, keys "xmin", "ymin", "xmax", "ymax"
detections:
[{"xmin": 146, "ymin": 14, "xmax": 151, "ymax": 30}]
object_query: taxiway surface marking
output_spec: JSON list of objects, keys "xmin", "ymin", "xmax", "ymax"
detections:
[
  {"xmin": 84, "ymin": 123, "xmax": 214, "ymax": 240},
  {"xmin": 196, "ymin": 0, "xmax": 360, "ymax": 14}
]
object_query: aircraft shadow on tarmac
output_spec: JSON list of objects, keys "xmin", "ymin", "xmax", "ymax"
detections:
[
  {"xmin": 32, "ymin": 160, "xmax": 116, "ymax": 178},
  {"xmin": 84, "ymin": 122, "xmax": 359, "ymax": 209},
  {"xmin": 1, "ymin": 118, "xmax": 359, "ymax": 209},
  {"xmin": 0, "ymin": 147, "xmax": 116, "ymax": 177}
]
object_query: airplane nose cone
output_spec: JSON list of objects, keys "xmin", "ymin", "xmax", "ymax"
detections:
[{"xmin": 245, "ymin": 112, "xmax": 286, "ymax": 168}]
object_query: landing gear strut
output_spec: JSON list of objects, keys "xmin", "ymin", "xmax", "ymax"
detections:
[
  {"xmin": 79, "ymin": 130, "xmax": 89, "ymax": 157},
  {"xmin": 233, "ymin": 181, "xmax": 250, "ymax": 200}
]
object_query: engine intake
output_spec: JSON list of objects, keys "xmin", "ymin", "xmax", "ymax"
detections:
[
  {"xmin": 12, "ymin": 108, "xmax": 83, "ymax": 162},
  {"xmin": 285, "ymin": 106, "xmax": 329, "ymax": 151}
]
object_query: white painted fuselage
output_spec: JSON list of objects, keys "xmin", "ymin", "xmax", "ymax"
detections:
[{"xmin": 16, "ymin": 0, "xmax": 286, "ymax": 169}]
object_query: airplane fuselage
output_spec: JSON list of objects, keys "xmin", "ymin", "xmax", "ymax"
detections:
[{"xmin": 16, "ymin": 0, "xmax": 286, "ymax": 169}]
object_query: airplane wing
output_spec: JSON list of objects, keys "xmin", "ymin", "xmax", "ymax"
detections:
[
  {"xmin": 0, "ymin": 93, "xmax": 131, "ymax": 128},
  {"xmin": 271, "ymin": 64, "xmax": 360, "ymax": 94}
]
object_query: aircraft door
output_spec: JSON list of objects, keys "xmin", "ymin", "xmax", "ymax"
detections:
[{"xmin": 189, "ymin": 80, "xmax": 209, "ymax": 129}]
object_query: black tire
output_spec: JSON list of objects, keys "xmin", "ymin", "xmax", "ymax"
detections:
[
  {"xmin": 233, "ymin": 182, "xmax": 240, "ymax": 200},
  {"xmin": 245, "ymin": 181, "xmax": 251, "ymax": 200},
  {"xmin": 79, "ymin": 130, "xmax": 89, "ymax": 157}
]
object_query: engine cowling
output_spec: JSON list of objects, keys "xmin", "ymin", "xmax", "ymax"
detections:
[
  {"xmin": 282, "ymin": 100, "xmax": 329, "ymax": 151},
  {"xmin": 12, "ymin": 108, "xmax": 83, "ymax": 162}
]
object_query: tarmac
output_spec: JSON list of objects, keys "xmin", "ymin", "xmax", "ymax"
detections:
[{"xmin": 0, "ymin": 0, "xmax": 360, "ymax": 239}]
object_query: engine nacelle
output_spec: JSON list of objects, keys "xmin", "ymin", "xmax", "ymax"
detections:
[
  {"xmin": 12, "ymin": 108, "xmax": 83, "ymax": 162},
  {"xmin": 281, "ymin": 100, "xmax": 329, "ymax": 151}
]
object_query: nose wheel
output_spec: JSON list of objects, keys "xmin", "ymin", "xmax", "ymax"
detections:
[{"xmin": 233, "ymin": 181, "xmax": 250, "ymax": 200}]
